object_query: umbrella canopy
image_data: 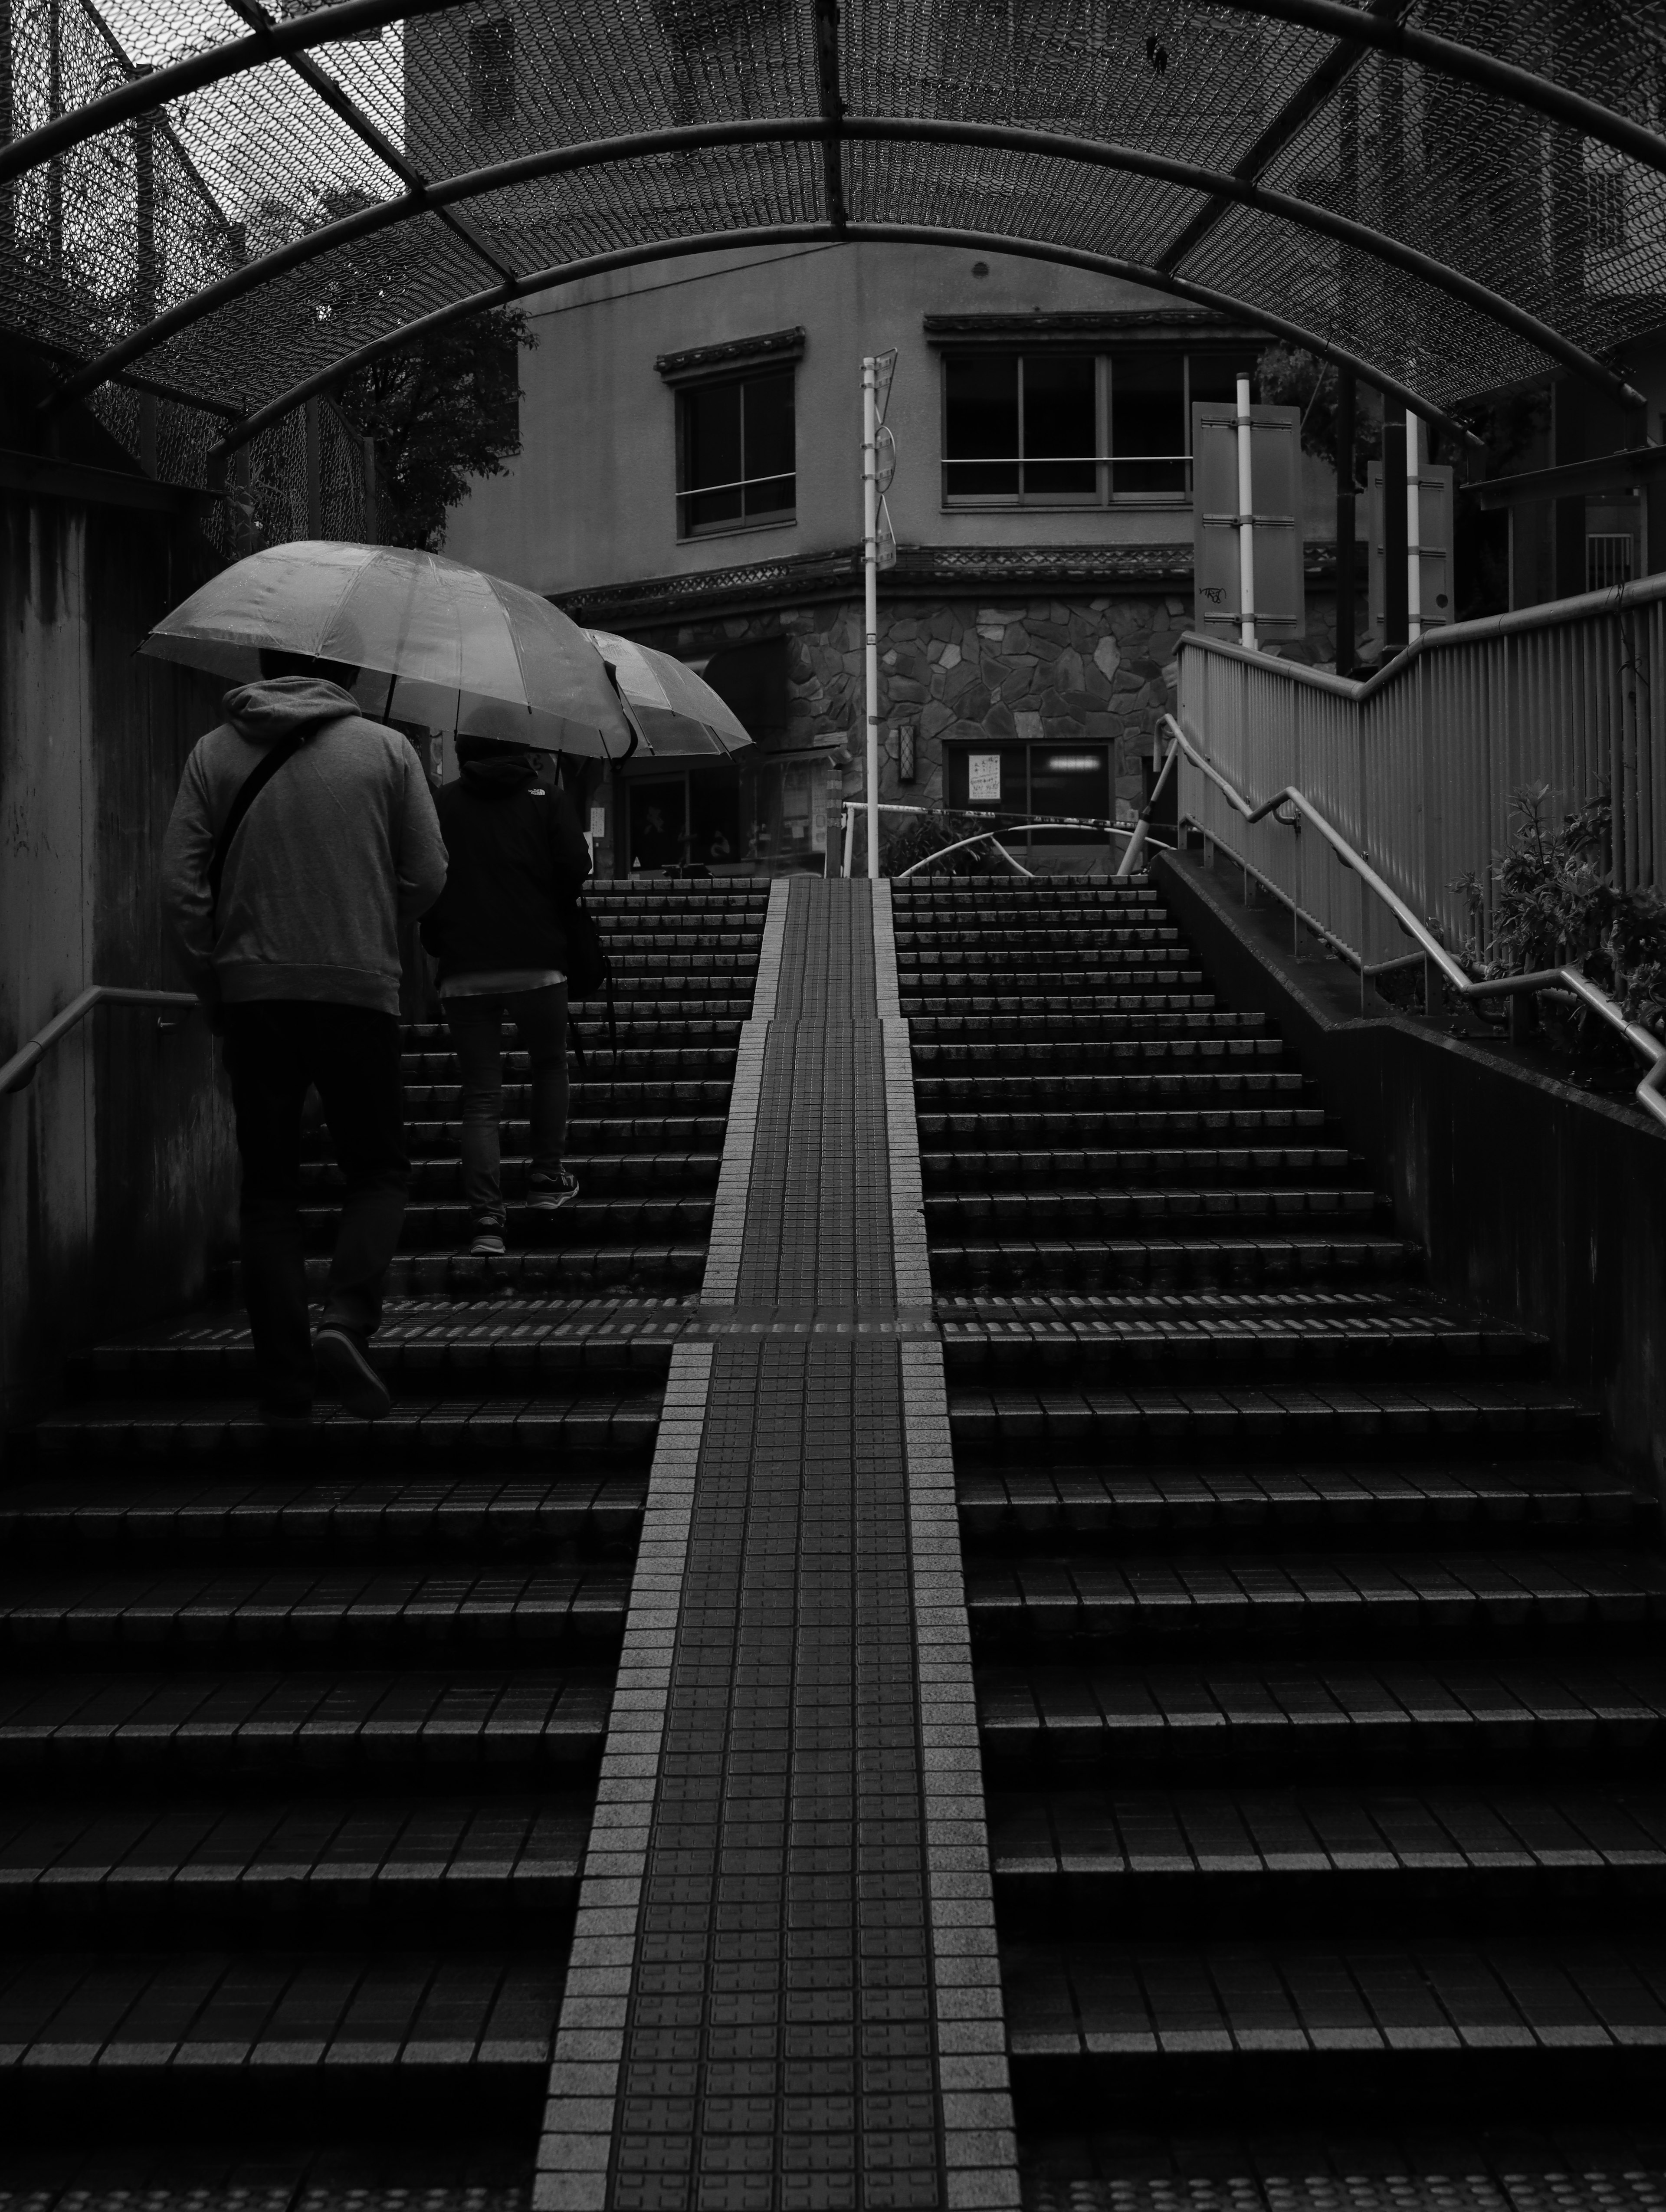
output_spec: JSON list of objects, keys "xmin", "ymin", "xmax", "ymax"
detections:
[
  {"xmin": 584, "ymin": 629, "xmax": 753, "ymax": 758},
  {"xmin": 142, "ymin": 542, "xmax": 634, "ymax": 758}
]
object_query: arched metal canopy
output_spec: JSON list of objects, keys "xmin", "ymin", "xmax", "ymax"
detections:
[{"xmin": 5, "ymin": 0, "xmax": 1665, "ymax": 465}]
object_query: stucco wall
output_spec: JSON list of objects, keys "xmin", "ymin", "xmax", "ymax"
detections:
[{"xmin": 442, "ymin": 239, "xmax": 1340, "ymax": 598}]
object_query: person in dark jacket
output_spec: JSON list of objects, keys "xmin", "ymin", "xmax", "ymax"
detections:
[
  {"xmin": 420, "ymin": 738, "xmax": 593, "ymax": 1255},
  {"xmin": 162, "ymin": 651, "xmax": 448, "ymax": 1427}
]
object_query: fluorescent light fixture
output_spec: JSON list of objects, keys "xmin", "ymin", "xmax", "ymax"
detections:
[{"xmin": 1043, "ymin": 754, "xmax": 1103, "ymax": 772}]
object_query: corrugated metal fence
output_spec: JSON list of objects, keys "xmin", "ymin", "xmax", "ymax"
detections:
[{"xmin": 1177, "ymin": 575, "xmax": 1666, "ymax": 975}]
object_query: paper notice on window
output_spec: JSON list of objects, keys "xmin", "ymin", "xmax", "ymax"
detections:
[
  {"xmin": 967, "ymin": 753, "xmax": 1002, "ymax": 801},
  {"xmin": 589, "ymin": 806, "xmax": 607, "ymax": 840}
]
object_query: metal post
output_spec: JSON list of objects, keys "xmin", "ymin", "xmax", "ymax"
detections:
[
  {"xmin": 46, "ymin": 0, "xmax": 62, "ymax": 277},
  {"xmin": 134, "ymin": 75, "xmax": 157, "ymax": 477},
  {"xmin": 1236, "ymin": 371, "xmax": 1257, "ymax": 650},
  {"xmin": 842, "ymin": 801, "xmax": 856, "ymax": 880},
  {"xmin": 361, "ymin": 433, "xmax": 378, "ymax": 543},
  {"xmin": 304, "ymin": 396, "xmax": 324, "ymax": 538},
  {"xmin": 1405, "ymin": 409, "xmax": 1423, "ymax": 643},
  {"xmin": 1335, "ymin": 369, "xmax": 1357, "ymax": 676},
  {"xmin": 862, "ymin": 355, "xmax": 881, "ymax": 880},
  {"xmin": 1382, "ymin": 399, "xmax": 1408, "ymax": 654}
]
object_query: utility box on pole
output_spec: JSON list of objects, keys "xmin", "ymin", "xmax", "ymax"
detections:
[{"xmin": 1191, "ymin": 398, "xmax": 1306, "ymax": 644}]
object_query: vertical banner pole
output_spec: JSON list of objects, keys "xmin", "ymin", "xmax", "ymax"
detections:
[
  {"xmin": 1335, "ymin": 370, "xmax": 1357, "ymax": 678},
  {"xmin": 1405, "ymin": 410, "xmax": 1423, "ymax": 643},
  {"xmin": 1236, "ymin": 372, "xmax": 1257, "ymax": 650},
  {"xmin": 863, "ymin": 356, "xmax": 881, "ymax": 881}
]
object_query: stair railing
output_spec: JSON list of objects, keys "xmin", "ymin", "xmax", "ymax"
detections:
[
  {"xmin": 0, "ymin": 986, "xmax": 200, "ymax": 1097},
  {"xmin": 1128, "ymin": 713, "xmax": 1666, "ymax": 1135}
]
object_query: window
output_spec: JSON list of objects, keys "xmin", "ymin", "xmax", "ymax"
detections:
[
  {"xmin": 676, "ymin": 370, "xmax": 795, "ymax": 536},
  {"xmin": 469, "ymin": 19, "xmax": 515, "ymax": 128},
  {"xmin": 945, "ymin": 743, "xmax": 1111, "ymax": 846},
  {"xmin": 941, "ymin": 348, "xmax": 1254, "ymax": 506},
  {"xmin": 1587, "ymin": 170, "xmax": 1626, "ymax": 253}
]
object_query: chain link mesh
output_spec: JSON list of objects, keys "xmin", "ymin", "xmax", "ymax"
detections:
[{"xmin": 3, "ymin": 0, "xmax": 1661, "ymax": 481}]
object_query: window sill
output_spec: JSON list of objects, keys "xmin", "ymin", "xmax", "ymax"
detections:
[
  {"xmin": 941, "ymin": 498, "xmax": 1190, "ymax": 513},
  {"xmin": 676, "ymin": 514, "xmax": 799, "ymax": 545}
]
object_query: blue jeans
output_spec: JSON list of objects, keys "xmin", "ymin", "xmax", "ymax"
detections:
[{"xmin": 444, "ymin": 984, "xmax": 569, "ymax": 1224}]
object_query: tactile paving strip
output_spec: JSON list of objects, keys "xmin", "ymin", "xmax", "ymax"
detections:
[{"xmin": 536, "ymin": 880, "xmax": 1017, "ymax": 2211}]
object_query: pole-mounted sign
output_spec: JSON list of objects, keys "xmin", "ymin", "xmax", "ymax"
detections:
[
  {"xmin": 1361, "ymin": 413, "xmax": 1453, "ymax": 658},
  {"xmin": 862, "ymin": 348, "xmax": 897, "ymax": 883},
  {"xmin": 1191, "ymin": 379, "xmax": 1306, "ymax": 647}
]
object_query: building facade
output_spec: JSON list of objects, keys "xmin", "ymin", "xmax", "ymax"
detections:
[{"xmin": 442, "ymin": 240, "xmax": 1343, "ymax": 875}]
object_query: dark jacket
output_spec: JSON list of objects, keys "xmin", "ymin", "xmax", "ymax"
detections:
[
  {"xmin": 420, "ymin": 756, "xmax": 592, "ymax": 981},
  {"xmin": 162, "ymin": 675, "xmax": 448, "ymax": 1016}
]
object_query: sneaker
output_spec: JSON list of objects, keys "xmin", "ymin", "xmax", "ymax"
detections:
[
  {"xmin": 468, "ymin": 1218, "xmax": 507, "ymax": 1257},
  {"xmin": 314, "ymin": 1324, "xmax": 392, "ymax": 1421},
  {"xmin": 527, "ymin": 1168, "xmax": 580, "ymax": 1213}
]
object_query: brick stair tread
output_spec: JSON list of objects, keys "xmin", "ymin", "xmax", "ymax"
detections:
[
  {"xmin": 0, "ymin": 1947, "xmax": 563, "ymax": 2068},
  {"xmin": 301, "ymin": 1249, "xmax": 708, "ymax": 1294},
  {"xmin": 921, "ymin": 1111, "xmax": 1330, "ymax": 1138},
  {"xmin": 950, "ymin": 1384, "xmax": 1597, "ymax": 1444},
  {"xmin": 941, "ymin": 1301, "xmax": 1538, "ymax": 1364},
  {"xmin": 0, "ymin": 1669, "xmax": 611, "ymax": 1772},
  {"xmin": 980, "ymin": 1659, "xmax": 1666, "ymax": 1759},
  {"xmin": 1003, "ymin": 1933, "xmax": 1666, "ymax": 2054},
  {"xmin": 1016, "ymin": 2143, "xmax": 1666, "ymax": 2212},
  {"xmin": 958, "ymin": 1461, "xmax": 1637, "ymax": 1536},
  {"xmin": 300, "ymin": 1198, "xmax": 712, "ymax": 1234},
  {"xmin": 929, "ymin": 1188, "xmax": 1381, "ymax": 1218},
  {"xmin": 0, "ymin": 1795, "xmax": 588, "ymax": 1903},
  {"xmin": 925, "ymin": 1149, "xmax": 1357, "ymax": 1181},
  {"xmin": 0, "ymin": 1475, "xmax": 647, "ymax": 1550},
  {"xmin": 407, "ymin": 1080, "xmax": 733, "ymax": 1110},
  {"xmin": 931, "ymin": 1237, "xmax": 1418, "ymax": 1289},
  {"xmin": 406, "ymin": 1117, "xmax": 730, "ymax": 1149},
  {"xmin": 0, "ymin": 1564, "xmax": 631, "ymax": 1648},
  {"xmin": 911, "ymin": 1014, "xmax": 1262, "ymax": 1041},
  {"xmin": 916, "ymin": 1074, "xmax": 1307, "ymax": 1103},
  {"xmin": 965, "ymin": 1550, "xmax": 1666, "ymax": 1636},
  {"xmin": 907, "ymin": 994, "xmax": 1215, "ymax": 1017},
  {"xmin": 34, "ymin": 1397, "xmax": 662, "ymax": 1457},
  {"xmin": 899, "ymin": 936, "xmax": 1187, "ymax": 955},
  {"xmin": 400, "ymin": 1046, "xmax": 739, "ymax": 1078},
  {"xmin": 988, "ymin": 1784, "xmax": 1666, "ymax": 1881}
]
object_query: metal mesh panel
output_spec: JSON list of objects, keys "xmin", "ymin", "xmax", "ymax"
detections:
[{"xmin": 3, "ymin": 0, "xmax": 1663, "ymax": 478}]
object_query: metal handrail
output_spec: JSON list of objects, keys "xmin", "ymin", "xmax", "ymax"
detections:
[
  {"xmin": 0, "ymin": 986, "xmax": 200, "ymax": 1097},
  {"xmin": 1129, "ymin": 714, "xmax": 1666, "ymax": 1134}
]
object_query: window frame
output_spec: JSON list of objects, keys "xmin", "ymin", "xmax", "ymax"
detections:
[
  {"xmin": 939, "ymin": 347, "xmax": 1250, "ymax": 511},
  {"xmin": 674, "ymin": 366, "xmax": 798, "ymax": 542}
]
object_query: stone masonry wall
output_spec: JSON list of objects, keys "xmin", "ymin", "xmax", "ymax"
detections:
[{"xmin": 640, "ymin": 589, "xmax": 1339, "ymax": 819}]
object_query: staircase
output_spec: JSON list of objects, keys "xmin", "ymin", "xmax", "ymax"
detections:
[
  {"xmin": 0, "ymin": 881, "xmax": 766, "ymax": 2189},
  {"xmin": 892, "ymin": 875, "xmax": 1666, "ymax": 2208}
]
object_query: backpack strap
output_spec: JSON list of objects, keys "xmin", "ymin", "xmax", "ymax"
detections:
[{"xmin": 207, "ymin": 725, "xmax": 312, "ymax": 920}]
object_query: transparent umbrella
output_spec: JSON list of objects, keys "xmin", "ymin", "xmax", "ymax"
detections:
[
  {"xmin": 141, "ymin": 541, "xmax": 634, "ymax": 757},
  {"xmin": 584, "ymin": 629, "xmax": 753, "ymax": 756}
]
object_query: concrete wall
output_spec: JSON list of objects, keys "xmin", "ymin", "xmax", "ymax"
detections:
[
  {"xmin": 0, "ymin": 486, "xmax": 238, "ymax": 1442},
  {"xmin": 1157, "ymin": 844, "xmax": 1666, "ymax": 1490},
  {"xmin": 442, "ymin": 239, "xmax": 1341, "ymax": 597}
]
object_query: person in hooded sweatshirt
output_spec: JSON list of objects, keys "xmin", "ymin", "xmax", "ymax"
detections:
[
  {"xmin": 419, "ymin": 737, "xmax": 591, "ymax": 1256},
  {"xmin": 163, "ymin": 649, "xmax": 448, "ymax": 1427}
]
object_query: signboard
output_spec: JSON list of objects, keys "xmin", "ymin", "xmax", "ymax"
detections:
[
  {"xmin": 1361, "ymin": 458, "xmax": 1454, "ymax": 659},
  {"xmin": 1190, "ymin": 400, "xmax": 1306, "ymax": 640},
  {"xmin": 967, "ymin": 753, "xmax": 1002, "ymax": 801}
]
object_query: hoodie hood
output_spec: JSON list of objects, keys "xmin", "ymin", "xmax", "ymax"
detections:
[
  {"xmin": 223, "ymin": 674, "xmax": 362, "ymax": 746},
  {"xmin": 460, "ymin": 750, "xmax": 540, "ymax": 796}
]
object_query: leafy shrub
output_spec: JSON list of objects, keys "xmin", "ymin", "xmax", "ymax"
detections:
[
  {"xmin": 881, "ymin": 810, "xmax": 1015, "ymax": 878},
  {"xmin": 1454, "ymin": 787, "xmax": 1666, "ymax": 1067}
]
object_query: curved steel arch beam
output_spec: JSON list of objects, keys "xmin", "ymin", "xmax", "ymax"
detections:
[
  {"xmin": 48, "ymin": 115, "xmax": 1640, "ymax": 414},
  {"xmin": 207, "ymin": 217, "xmax": 1489, "ymax": 459},
  {"xmin": 0, "ymin": 0, "xmax": 461, "ymax": 188},
  {"xmin": 1199, "ymin": 0, "xmax": 1666, "ymax": 176},
  {"xmin": 4, "ymin": 0, "xmax": 1664, "ymax": 195}
]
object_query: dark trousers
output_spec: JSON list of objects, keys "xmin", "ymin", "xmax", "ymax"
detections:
[
  {"xmin": 443, "ymin": 985, "xmax": 569, "ymax": 1224},
  {"xmin": 222, "ymin": 1001, "xmax": 409, "ymax": 1408}
]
